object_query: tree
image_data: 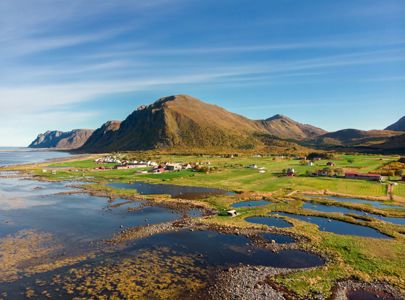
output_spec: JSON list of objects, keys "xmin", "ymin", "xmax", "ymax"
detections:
[
  {"xmin": 335, "ymin": 168, "xmax": 344, "ymax": 177},
  {"xmin": 395, "ymin": 169, "xmax": 405, "ymax": 177}
]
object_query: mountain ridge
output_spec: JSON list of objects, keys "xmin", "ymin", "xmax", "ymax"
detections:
[
  {"xmin": 29, "ymin": 129, "xmax": 94, "ymax": 149},
  {"xmin": 29, "ymin": 94, "xmax": 403, "ymax": 153},
  {"xmin": 79, "ymin": 94, "xmax": 327, "ymax": 152}
]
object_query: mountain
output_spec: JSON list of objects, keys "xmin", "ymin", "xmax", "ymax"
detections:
[
  {"xmin": 385, "ymin": 116, "xmax": 405, "ymax": 131},
  {"xmin": 259, "ymin": 114, "xmax": 326, "ymax": 140},
  {"xmin": 29, "ymin": 129, "xmax": 94, "ymax": 149},
  {"xmin": 81, "ymin": 95, "xmax": 269, "ymax": 152},
  {"xmin": 311, "ymin": 129, "xmax": 402, "ymax": 147},
  {"xmin": 81, "ymin": 121, "xmax": 121, "ymax": 151},
  {"xmin": 31, "ymin": 94, "xmax": 327, "ymax": 153}
]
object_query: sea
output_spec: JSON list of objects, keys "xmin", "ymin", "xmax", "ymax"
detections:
[{"xmin": 0, "ymin": 147, "xmax": 73, "ymax": 167}]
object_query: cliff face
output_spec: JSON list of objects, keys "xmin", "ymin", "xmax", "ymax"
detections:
[{"xmin": 29, "ymin": 129, "xmax": 94, "ymax": 149}]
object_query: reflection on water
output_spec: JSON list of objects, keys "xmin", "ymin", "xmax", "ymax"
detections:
[
  {"xmin": 108, "ymin": 181, "xmax": 234, "ymax": 199},
  {"xmin": 302, "ymin": 202, "xmax": 405, "ymax": 225},
  {"xmin": 0, "ymin": 230, "xmax": 324, "ymax": 299},
  {"xmin": 0, "ymin": 178, "xmax": 195, "ymax": 245},
  {"xmin": 245, "ymin": 216, "xmax": 293, "ymax": 228},
  {"xmin": 270, "ymin": 212, "xmax": 392, "ymax": 239},
  {"xmin": 306, "ymin": 195, "xmax": 405, "ymax": 210},
  {"xmin": 232, "ymin": 200, "xmax": 272, "ymax": 208},
  {"xmin": 346, "ymin": 289, "xmax": 395, "ymax": 300},
  {"xmin": 261, "ymin": 232, "xmax": 296, "ymax": 244}
]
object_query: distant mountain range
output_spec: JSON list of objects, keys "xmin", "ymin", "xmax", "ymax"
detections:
[
  {"xmin": 28, "ymin": 95, "xmax": 405, "ymax": 153},
  {"xmin": 310, "ymin": 129, "xmax": 402, "ymax": 147},
  {"xmin": 29, "ymin": 129, "xmax": 94, "ymax": 149}
]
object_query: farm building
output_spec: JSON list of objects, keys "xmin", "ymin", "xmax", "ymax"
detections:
[
  {"xmin": 286, "ymin": 168, "xmax": 295, "ymax": 177},
  {"xmin": 166, "ymin": 163, "xmax": 182, "ymax": 171},
  {"xmin": 345, "ymin": 172, "xmax": 382, "ymax": 181}
]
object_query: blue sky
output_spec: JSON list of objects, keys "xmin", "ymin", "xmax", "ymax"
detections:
[{"xmin": 0, "ymin": 0, "xmax": 404, "ymax": 146}]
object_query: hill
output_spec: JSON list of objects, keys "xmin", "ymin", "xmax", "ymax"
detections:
[
  {"xmin": 369, "ymin": 133, "xmax": 405, "ymax": 153},
  {"xmin": 385, "ymin": 116, "xmax": 405, "ymax": 131},
  {"xmin": 259, "ymin": 114, "xmax": 326, "ymax": 140},
  {"xmin": 29, "ymin": 129, "xmax": 94, "ymax": 149},
  {"xmin": 312, "ymin": 129, "xmax": 401, "ymax": 148}
]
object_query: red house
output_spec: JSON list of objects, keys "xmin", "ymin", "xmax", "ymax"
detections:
[
  {"xmin": 286, "ymin": 168, "xmax": 295, "ymax": 177},
  {"xmin": 345, "ymin": 172, "xmax": 382, "ymax": 181}
]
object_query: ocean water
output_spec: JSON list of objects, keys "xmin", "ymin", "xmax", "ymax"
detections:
[{"xmin": 0, "ymin": 147, "xmax": 72, "ymax": 166}]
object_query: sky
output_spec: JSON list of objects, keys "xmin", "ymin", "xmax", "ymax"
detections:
[{"xmin": 0, "ymin": 0, "xmax": 404, "ymax": 146}]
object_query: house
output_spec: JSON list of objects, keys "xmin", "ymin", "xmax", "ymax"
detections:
[
  {"xmin": 326, "ymin": 161, "xmax": 335, "ymax": 167},
  {"xmin": 345, "ymin": 172, "xmax": 383, "ymax": 181},
  {"xmin": 247, "ymin": 164, "xmax": 258, "ymax": 169},
  {"xmin": 183, "ymin": 163, "xmax": 193, "ymax": 169},
  {"xmin": 165, "ymin": 163, "xmax": 182, "ymax": 171},
  {"xmin": 258, "ymin": 170, "xmax": 266, "ymax": 174},
  {"xmin": 307, "ymin": 161, "xmax": 314, "ymax": 166},
  {"xmin": 286, "ymin": 168, "xmax": 295, "ymax": 177},
  {"xmin": 317, "ymin": 169, "xmax": 329, "ymax": 176},
  {"xmin": 153, "ymin": 167, "xmax": 166, "ymax": 174},
  {"xmin": 115, "ymin": 164, "xmax": 147, "ymax": 170}
]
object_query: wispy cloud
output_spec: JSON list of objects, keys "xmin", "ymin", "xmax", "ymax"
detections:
[{"xmin": 0, "ymin": 0, "xmax": 404, "ymax": 145}]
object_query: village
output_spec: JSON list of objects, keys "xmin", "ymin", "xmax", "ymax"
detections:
[
  {"xmin": 93, "ymin": 154, "xmax": 405, "ymax": 184},
  {"xmin": 94, "ymin": 155, "xmax": 212, "ymax": 174}
]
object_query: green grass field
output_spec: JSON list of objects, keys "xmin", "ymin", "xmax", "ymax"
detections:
[{"xmin": 46, "ymin": 153, "xmax": 399, "ymax": 199}]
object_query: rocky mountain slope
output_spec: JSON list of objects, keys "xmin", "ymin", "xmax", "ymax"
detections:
[
  {"xmin": 81, "ymin": 121, "xmax": 121, "ymax": 151},
  {"xmin": 78, "ymin": 95, "xmax": 326, "ymax": 152},
  {"xmin": 81, "ymin": 95, "xmax": 267, "ymax": 152},
  {"xmin": 385, "ymin": 116, "xmax": 405, "ymax": 132},
  {"xmin": 29, "ymin": 129, "xmax": 94, "ymax": 149}
]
